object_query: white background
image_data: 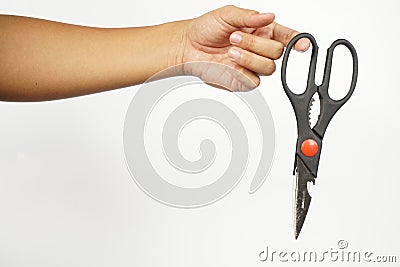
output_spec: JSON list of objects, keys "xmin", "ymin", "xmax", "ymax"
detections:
[{"xmin": 0, "ymin": 0, "xmax": 399, "ymax": 266}]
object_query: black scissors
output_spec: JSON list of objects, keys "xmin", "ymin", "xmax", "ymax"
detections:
[{"xmin": 281, "ymin": 33, "xmax": 358, "ymax": 239}]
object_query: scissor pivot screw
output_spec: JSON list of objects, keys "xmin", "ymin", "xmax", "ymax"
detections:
[{"xmin": 301, "ymin": 139, "xmax": 318, "ymax": 157}]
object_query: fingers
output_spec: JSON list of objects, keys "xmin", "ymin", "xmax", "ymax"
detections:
[
  {"xmin": 228, "ymin": 31, "xmax": 283, "ymax": 75},
  {"xmin": 271, "ymin": 22, "xmax": 310, "ymax": 52},
  {"xmin": 228, "ymin": 47, "xmax": 276, "ymax": 76},
  {"xmin": 229, "ymin": 31, "xmax": 284, "ymax": 60},
  {"xmin": 216, "ymin": 5, "xmax": 309, "ymax": 52},
  {"xmin": 217, "ymin": 5, "xmax": 275, "ymax": 28},
  {"xmin": 214, "ymin": 5, "xmax": 310, "ymax": 78}
]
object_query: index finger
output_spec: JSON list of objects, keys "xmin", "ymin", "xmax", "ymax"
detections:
[{"xmin": 271, "ymin": 22, "xmax": 310, "ymax": 52}]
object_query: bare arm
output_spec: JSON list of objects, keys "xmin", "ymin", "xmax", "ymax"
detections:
[{"xmin": 0, "ymin": 15, "xmax": 185, "ymax": 101}]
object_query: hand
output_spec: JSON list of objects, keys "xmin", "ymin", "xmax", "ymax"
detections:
[{"xmin": 178, "ymin": 5, "xmax": 310, "ymax": 92}]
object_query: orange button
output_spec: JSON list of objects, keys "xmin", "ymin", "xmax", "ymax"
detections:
[{"xmin": 301, "ymin": 139, "xmax": 318, "ymax": 157}]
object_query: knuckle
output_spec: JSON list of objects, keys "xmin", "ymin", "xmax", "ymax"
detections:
[
  {"xmin": 285, "ymin": 31, "xmax": 296, "ymax": 45},
  {"xmin": 271, "ymin": 42, "xmax": 284, "ymax": 59},
  {"xmin": 239, "ymin": 51, "xmax": 252, "ymax": 67},
  {"xmin": 223, "ymin": 5, "xmax": 236, "ymax": 12},
  {"xmin": 244, "ymin": 34, "xmax": 256, "ymax": 50}
]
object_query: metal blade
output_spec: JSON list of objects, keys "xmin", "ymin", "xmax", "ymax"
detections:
[{"xmin": 294, "ymin": 155, "xmax": 315, "ymax": 239}]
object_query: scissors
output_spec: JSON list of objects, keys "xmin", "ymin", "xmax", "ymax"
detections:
[{"xmin": 281, "ymin": 33, "xmax": 358, "ymax": 239}]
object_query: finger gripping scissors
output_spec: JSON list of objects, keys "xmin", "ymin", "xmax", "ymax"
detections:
[{"xmin": 281, "ymin": 33, "xmax": 358, "ymax": 239}]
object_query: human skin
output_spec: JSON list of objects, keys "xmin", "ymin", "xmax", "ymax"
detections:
[{"xmin": 0, "ymin": 5, "xmax": 309, "ymax": 101}]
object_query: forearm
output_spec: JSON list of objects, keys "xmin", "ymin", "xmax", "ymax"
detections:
[{"xmin": 0, "ymin": 15, "xmax": 187, "ymax": 101}]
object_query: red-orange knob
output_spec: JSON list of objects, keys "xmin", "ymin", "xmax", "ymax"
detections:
[{"xmin": 301, "ymin": 139, "xmax": 319, "ymax": 157}]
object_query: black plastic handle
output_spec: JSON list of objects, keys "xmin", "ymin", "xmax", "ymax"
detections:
[
  {"xmin": 281, "ymin": 33, "xmax": 319, "ymax": 102},
  {"xmin": 313, "ymin": 39, "xmax": 358, "ymax": 137},
  {"xmin": 281, "ymin": 33, "xmax": 319, "ymax": 138},
  {"xmin": 320, "ymin": 39, "xmax": 358, "ymax": 103}
]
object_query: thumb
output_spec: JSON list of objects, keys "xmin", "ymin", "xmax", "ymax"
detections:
[{"xmin": 217, "ymin": 5, "xmax": 275, "ymax": 28}]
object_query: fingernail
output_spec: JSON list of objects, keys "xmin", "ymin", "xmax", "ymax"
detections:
[
  {"xmin": 228, "ymin": 48, "xmax": 240, "ymax": 59},
  {"xmin": 255, "ymin": 12, "xmax": 275, "ymax": 18},
  {"xmin": 230, "ymin": 32, "xmax": 242, "ymax": 44},
  {"xmin": 256, "ymin": 12, "xmax": 274, "ymax": 16},
  {"xmin": 297, "ymin": 39, "xmax": 310, "ymax": 52}
]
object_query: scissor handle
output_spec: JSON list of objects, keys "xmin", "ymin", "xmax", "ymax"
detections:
[
  {"xmin": 281, "ymin": 33, "xmax": 320, "ymax": 137},
  {"xmin": 281, "ymin": 33, "xmax": 358, "ymax": 138},
  {"xmin": 313, "ymin": 38, "xmax": 358, "ymax": 137},
  {"xmin": 281, "ymin": 33, "xmax": 319, "ymax": 102},
  {"xmin": 319, "ymin": 39, "xmax": 358, "ymax": 104}
]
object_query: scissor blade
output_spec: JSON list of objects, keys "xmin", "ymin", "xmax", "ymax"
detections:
[{"xmin": 294, "ymin": 156, "xmax": 315, "ymax": 239}]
